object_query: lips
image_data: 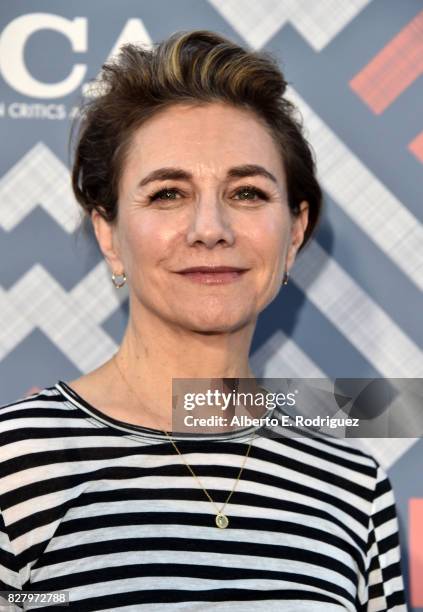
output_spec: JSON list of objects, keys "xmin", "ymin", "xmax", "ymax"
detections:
[
  {"xmin": 174, "ymin": 266, "xmax": 249, "ymax": 284},
  {"xmin": 177, "ymin": 266, "xmax": 248, "ymax": 273}
]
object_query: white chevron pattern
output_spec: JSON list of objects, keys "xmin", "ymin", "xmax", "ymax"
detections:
[
  {"xmin": 251, "ymin": 329, "xmax": 326, "ymax": 378},
  {"xmin": 0, "ymin": 142, "xmax": 79, "ymax": 232},
  {"xmin": 0, "ymin": 262, "xmax": 125, "ymax": 371},
  {"xmin": 287, "ymin": 87, "xmax": 423, "ymax": 291},
  {"xmin": 293, "ymin": 241, "xmax": 423, "ymax": 377},
  {"xmin": 207, "ymin": 0, "xmax": 371, "ymax": 50}
]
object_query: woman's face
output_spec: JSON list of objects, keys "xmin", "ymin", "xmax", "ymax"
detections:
[{"xmin": 94, "ymin": 101, "xmax": 308, "ymax": 333}]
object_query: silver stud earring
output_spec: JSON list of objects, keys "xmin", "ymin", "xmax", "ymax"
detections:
[
  {"xmin": 282, "ymin": 271, "xmax": 289, "ymax": 286},
  {"xmin": 111, "ymin": 271, "xmax": 127, "ymax": 289}
]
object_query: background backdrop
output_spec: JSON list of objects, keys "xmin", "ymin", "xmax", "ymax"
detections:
[{"xmin": 0, "ymin": 0, "xmax": 422, "ymax": 607}]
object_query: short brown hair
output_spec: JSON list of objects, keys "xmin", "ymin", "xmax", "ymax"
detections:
[{"xmin": 71, "ymin": 29, "xmax": 323, "ymax": 251}]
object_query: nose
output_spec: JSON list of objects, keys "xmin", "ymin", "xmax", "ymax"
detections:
[{"xmin": 186, "ymin": 194, "xmax": 235, "ymax": 249}]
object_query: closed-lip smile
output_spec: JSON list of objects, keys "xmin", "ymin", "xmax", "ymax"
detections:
[
  {"xmin": 176, "ymin": 266, "xmax": 248, "ymax": 273},
  {"xmin": 174, "ymin": 265, "xmax": 249, "ymax": 284}
]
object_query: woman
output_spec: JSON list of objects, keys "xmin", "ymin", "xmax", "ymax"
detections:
[{"xmin": 0, "ymin": 30, "xmax": 406, "ymax": 610}]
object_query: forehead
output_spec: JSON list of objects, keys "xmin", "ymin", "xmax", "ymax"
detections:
[{"xmin": 121, "ymin": 101, "xmax": 286, "ymax": 187}]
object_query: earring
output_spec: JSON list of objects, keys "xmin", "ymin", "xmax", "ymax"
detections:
[
  {"xmin": 112, "ymin": 271, "xmax": 127, "ymax": 289},
  {"xmin": 282, "ymin": 271, "xmax": 289, "ymax": 285}
]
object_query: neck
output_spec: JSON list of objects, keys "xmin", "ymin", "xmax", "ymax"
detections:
[{"xmin": 107, "ymin": 304, "xmax": 258, "ymax": 432}]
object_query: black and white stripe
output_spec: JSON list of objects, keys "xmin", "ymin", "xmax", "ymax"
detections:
[{"xmin": 0, "ymin": 382, "xmax": 407, "ymax": 611}]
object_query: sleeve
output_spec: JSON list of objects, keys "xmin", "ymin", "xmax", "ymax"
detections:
[
  {"xmin": 365, "ymin": 460, "xmax": 407, "ymax": 611},
  {"xmin": 0, "ymin": 507, "xmax": 23, "ymax": 610}
]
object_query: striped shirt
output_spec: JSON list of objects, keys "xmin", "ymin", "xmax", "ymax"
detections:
[{"xmin": 0, "ymin": 381, "xmax": 407, "ymax": 611}]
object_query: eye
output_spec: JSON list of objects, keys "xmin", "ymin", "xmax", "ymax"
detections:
[
  {"xmin": 233, "ymin": 185, "xmax": 269, "ymax": 202},
  {"xmin": 147, "ymin": 185, "xmax": 269, "ymax": 203},
  {"xmin": 148, "ymin": 187, "xmax": 182, "ymax": 202}
]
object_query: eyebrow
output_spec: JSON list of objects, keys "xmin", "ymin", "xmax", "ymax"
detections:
[{"xmin": 137, "ymin": 164, "xmax": 278, "ymax": 189}]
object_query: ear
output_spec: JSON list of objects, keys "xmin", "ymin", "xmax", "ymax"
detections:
[
  {"xmin": 91, "ymin": 209, "xmax": 124, "ymax": 274},
  {"xmin": 285, "ymin": 201, "xmax": 309, "ymax": 272}
]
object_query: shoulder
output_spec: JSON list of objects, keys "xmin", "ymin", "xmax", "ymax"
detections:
[
  {"xmin": 0, "ymin": 384, "xmax": 81, "ymax": 441},
  {"xmin": 260, "ymin": 419, "xmax": 379, "ymax": 470},
  {"xmin": 257, "ymin": 426, "xmax": 380, "ymax": 500},
  {"xmin": 0, "ymin": 384, "xmax": 68, "ymax": 416}
]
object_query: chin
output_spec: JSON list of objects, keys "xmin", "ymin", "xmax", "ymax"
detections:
[{"xmin": 178, "ymin": 311, "xmax": 251, "ymax": 334}]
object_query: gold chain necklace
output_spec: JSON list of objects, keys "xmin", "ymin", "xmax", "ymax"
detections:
[{"xmin": 112, "ymin": 354, "xmax": 256, "ymax": 529}]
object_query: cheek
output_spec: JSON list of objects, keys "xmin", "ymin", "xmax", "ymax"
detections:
[
  {"xmin": 247, "ymin": 214, "xmax": 288, "ymax": 262},
  {"xmin": 124, "ymin": 216, "xmax": 176, "ymax": 270}
]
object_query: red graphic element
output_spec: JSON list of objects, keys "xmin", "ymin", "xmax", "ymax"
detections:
[
  {"xmin": 409, "ymin": 130, "xmax": 423, "ymax": 164},
  {"xmin": 350, "ymin": 11, "xmax": 423, "ymax": 114},
  {"xmin": 409, "ymin": 498, "xmax": 423, "ymax": 606}
]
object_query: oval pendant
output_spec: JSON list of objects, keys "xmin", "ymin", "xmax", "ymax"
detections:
[{"xmin": 215, "ymin": 512, "xmax": 229, "ymax": 529}]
